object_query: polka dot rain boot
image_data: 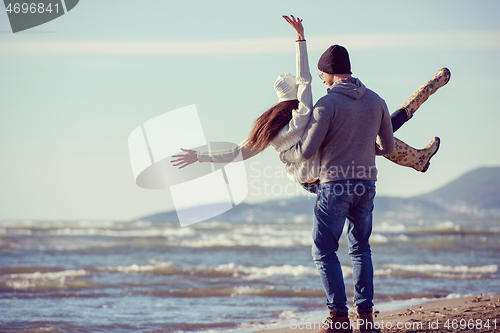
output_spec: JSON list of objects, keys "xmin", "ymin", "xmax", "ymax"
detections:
[
  {"xmin": 384, "ymin": 137, "xmax": 440, "ymax": 172},
  {"xmin": 399, "ymin": 68, "xmax": 451, "ymax": 120}
]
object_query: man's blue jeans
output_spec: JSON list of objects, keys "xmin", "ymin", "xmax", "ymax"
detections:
[{"xmin": 312, "ymin": 180, "xmax": 376, "ymax": 313}]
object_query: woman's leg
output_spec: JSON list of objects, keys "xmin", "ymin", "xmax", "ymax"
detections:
[
  {"xmin": 397, "ymin": 67, "xmax": 451, "ymax": 122},
  {"xmin": 385, "ymin": 137, "xmax": 440, "ymax": 172},
  {"xmin": 385, "ymin": 68, "xmax": 450, "ymax": 172},
  {"xmin": 391, "ymin": 68, "xmax": 450, "ymax": 132},
  {"xmin": 391, "ymin": 109, "xmax": 408, "ymax": 133}
]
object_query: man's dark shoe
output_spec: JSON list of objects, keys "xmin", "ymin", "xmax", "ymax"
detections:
[
  {"xmin": 356, "ymin": 308, "xmax": 381, "ymax": 333},
  {"xmin": 317, "ymin": 310, "xmax": 352, "ymax": 333}
]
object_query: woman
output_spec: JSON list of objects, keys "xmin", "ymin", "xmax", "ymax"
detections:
[{"xmin": 171, "ymin": 16, "xmax": 449, "ymax": 188}]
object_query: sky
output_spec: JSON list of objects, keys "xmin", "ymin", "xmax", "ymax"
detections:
[{"xmin": 1, "ymin": 0, "xmax": 499, "ymax": 221}]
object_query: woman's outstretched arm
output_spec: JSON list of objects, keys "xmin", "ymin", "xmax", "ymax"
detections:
[
  {"xmin": 171, "ymin": 141, "xmax": 262, "ymax": 169},
  {"xmin": 273, "ymin": 15, "xmax": 313, "ymax": 147}
]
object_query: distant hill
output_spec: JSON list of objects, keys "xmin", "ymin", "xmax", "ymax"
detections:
[
  {"xmin": 137, "ymin": 166, "xmax": 500, "ymax": 225},
  {"xmin": 140, "ymin": 196, "xmax": 316, "ymax": 224},
  {"xmin": 416, "ymin": 166, "xmax": 500, "ymax": 215}
]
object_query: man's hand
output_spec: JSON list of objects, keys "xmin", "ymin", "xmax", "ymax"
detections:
[{"xmin": 283, "ymin": 15, "xmax": 304, "ymax": 41}]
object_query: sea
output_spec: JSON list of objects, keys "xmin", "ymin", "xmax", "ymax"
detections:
[{"xmin": 1, "ymin": 215, "xmax": 499, "ymax": 332}]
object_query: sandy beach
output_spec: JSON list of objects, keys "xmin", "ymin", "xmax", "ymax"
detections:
[{"xmin": 259, "ymin": 294, "xmax": 500, "ymax": 333}]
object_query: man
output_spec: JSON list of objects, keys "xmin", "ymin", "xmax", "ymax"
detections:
[{"xmin": 280, "ymin": 44, "xmax": 394, "ymax": 333}]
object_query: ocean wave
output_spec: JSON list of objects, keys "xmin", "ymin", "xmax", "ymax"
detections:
[
  {"xmin": 0, "ymin": 268, "xmax": 100, "ymax": 290},
  {"xmin": 50, "ymin": 227, "xmax": 197, "ymax": 238},
  {"xmin": 378, "ymin": 264, "xmax": 498, "ymax": 279},
  {"xmin": 373, "ymin": 223, "xmax": 407, "ymax": 233},
  {"xmin": 239, "ymin": 264, "xmax": 318, "ymax": 280},
  {"xmin": 370, "ymin": 233, "xmax": 389, "ymax": 243},
  {"xmin": 179, "ymin": 227, "xmax": 312, "ymax": 248},
  {"xmin": 193, "ymin": 221, "xmax": 234, "ymax": 229},
  {"xmin": 0, "ymin": 219, "xmax": 191, "ymax": 238},
  {"xmin": 2, "ymin": 326, "xmax": 65, "ymax": 333},
  {"xmin": 4, "ymin": 267, "xmax": 324, "ymax": 298},
  {"xmin": 100, "ymin": 261, "xmax": 357, "ymax": 280},
  {"xmin": 7, "ymin": 269, "xmax": 87, "ymax": 280},
  {"xmin": 101, "ymin": 262, "xmax": 315, "ymax": 278},
  {"xmin": 179, "ymin": 225, "xmax": 390, "ymax": 248},
  {"xmin": 0, "ymin": 219, "xmax": 124, "ymax": 229},
  {"xmin": 142, "ymin": 285, "xmax": 325, "ymax": 298},
  {"xmin": 2, "ymin": 262, "xmax": 316, "ymax": 287},
  {"xmin": 405, "ymin": 221, "xmax": 500, "ymax": 235},
  {"xmin": 104, "ymin": 262, "xmax": 177, "ymax": 274},
  {"xmin": 0, "ymin": 227, "xmax": 196, "ymax": 240}
]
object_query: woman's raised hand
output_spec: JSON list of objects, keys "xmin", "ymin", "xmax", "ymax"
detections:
[
  {"xmin": 171, "ymin": 148, "xmax": 198, "ymax": 169},
  {"xmin": 283, "ymin": 15, "xmax": 304, "ymax": 41}
]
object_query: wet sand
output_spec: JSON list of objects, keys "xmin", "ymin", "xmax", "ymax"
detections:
[{"xmin": 258, "ymin": 294, "xmax": 500, "ymax": 333}]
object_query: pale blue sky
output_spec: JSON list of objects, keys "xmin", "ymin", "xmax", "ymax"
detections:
[{"xmin": 1, "ymin": 0, "xmax": 499, "ymax": 220}]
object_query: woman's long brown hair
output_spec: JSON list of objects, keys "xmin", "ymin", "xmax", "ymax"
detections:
[{"xmin": 246, "ymin": 99, "xmax": 299, "ymax": 151}]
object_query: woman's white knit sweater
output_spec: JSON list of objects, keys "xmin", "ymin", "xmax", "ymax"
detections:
[{"xmin": 197, "ymin": 41, "xmax": 319, "ymax": 183}]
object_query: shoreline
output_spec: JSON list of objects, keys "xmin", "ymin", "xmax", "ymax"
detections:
[{"xmin": 251, "ymin": 294, "xmax": 500, "ymax": 333}]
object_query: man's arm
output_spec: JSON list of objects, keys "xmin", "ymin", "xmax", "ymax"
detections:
[
  {"xmin": 280, "ymin": 103, "xmax": 330, "ymax": 163},
  {"xmin": 375, "ymin": 103, "xmax": 395, "ymax": 155}
]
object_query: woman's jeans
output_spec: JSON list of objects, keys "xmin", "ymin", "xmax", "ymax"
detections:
[
  {"xmin": 312, "ymin": 180, "xmax": 376, "ymax": 313},
  {"xmin": 391, "ymin": 108, "xmax": 407, "ymax": 132}
]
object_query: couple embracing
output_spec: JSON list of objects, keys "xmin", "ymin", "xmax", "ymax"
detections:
[{"xmin": 172, "ymin": 15, "xmax": 450, "ymax": 333}]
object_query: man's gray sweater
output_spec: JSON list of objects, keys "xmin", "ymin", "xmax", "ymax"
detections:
[{"xmin": 280, "ymin": 76, "xmax": 394, "ymax": 183}]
